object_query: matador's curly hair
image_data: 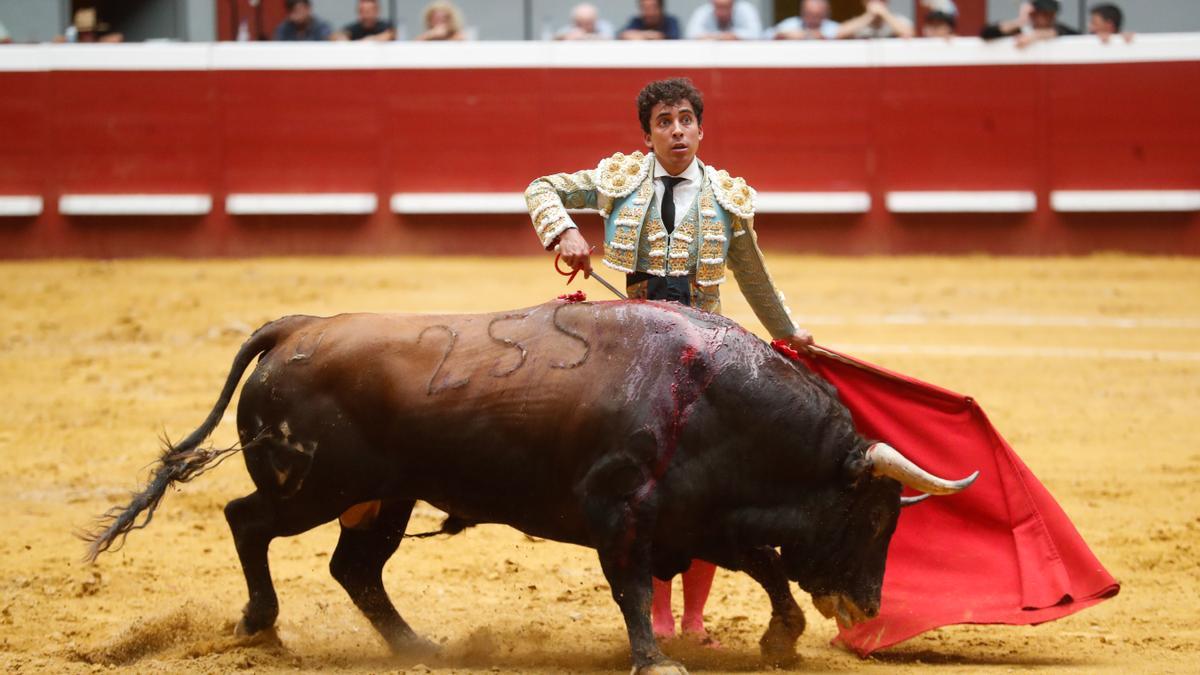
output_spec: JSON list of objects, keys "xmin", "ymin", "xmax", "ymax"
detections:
[{"xmin": 636, "ymin": 77, "xmax": 705, "ymax": 133}]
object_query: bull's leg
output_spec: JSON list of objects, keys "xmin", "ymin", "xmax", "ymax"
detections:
[
  {"xmin": 597, "ymin": 548, "xmax": 687, "ymax": 675},
  {"xmin": 581, "ymin": 448, "xmax": 685, "ymax": 673},
  {"xmin": 739, "ymin": 546, "xmax": 805, "ymax": 666},
  {"xmin": 329, "ymin": 498, "xmax": 437, "ymax": 656},
  {"xmin": 224, "ymin": 491, "xmax": 282, "ymax": 636},
  {"xmin": 586, "ymin": 503, "xmax": 685, "ymax": 672}
]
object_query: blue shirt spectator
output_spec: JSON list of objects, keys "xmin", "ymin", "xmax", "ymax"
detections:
[
  {"xmin": 620, "ymin": 0, "xmax": 682, "ymax": 40},
  {"xmin": 685, "ymin": 0, "xmax": 762, "ymax": 40},
  {"xmin": 275, "ymin": 0, "xmax": 333, "ymax": 41}
]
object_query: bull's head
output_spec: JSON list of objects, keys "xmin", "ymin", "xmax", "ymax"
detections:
[{"xmin": 783, "ymin": 442, "xmax": 978, "ymax": 629}]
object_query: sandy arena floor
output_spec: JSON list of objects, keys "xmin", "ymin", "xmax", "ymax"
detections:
[{"xmin": 1, "ymin": 254, "xmax": 1197, "ymax": 674}]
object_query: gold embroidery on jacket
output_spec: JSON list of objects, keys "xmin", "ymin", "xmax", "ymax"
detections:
[
  {"xmin": 596, "ymin": 151, "xmax": 650, "ymax": 199},
  {"xmin": 706, "ymin": 165, "xmax": 756, "ymax": 219},
  {"xmin": 696, "ymin": 190, "xmax": 727, "ymax": 287},
  {"xmin": 525, "ymin": 169, "xmax": 598, "ymax": 248},
  {"xmin": 603, "ymin": 178, "xmax": 654, "ymax": 274}
]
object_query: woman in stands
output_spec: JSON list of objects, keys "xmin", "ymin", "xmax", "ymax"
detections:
[{"xmin": 416, "ymin": 1, "xmax": 468, "ymax": 41}]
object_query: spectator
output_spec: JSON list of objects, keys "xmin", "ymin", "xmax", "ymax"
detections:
[
  {"xmin": 921, "ymin": 0, "xmax": 957, "ymax": 38},
  {"xmin": 619, "ymin": 0, "xmax": 682, "ymax": 41},
  {"xmin": 57, "ymin": 8, "xmax": 124, "ymax": 43},
  {"xmin": 274, "ymin": 0, "xmax": 332, "ymax": 41},
  {"xmin": 684, "ymin": 0, "xmax": 762, "ymax": 41},
  {"xmin": 557, "ymin": 3, "xmax": 615, "ymax": 40},
  {"xmin": 766, "ymin": 0, "xmax": 840, "ymax": 40},
  {"xmin": 838, "ymin": 0, "xmax": 914, "ymax": 39},
  {"xmin": 981, "ymin": 0, "xmax": 1078, "ymax": 47},
  {"xmin": 0, "ymin": 19, "xmax": 10, "ymax": 44},
  {"xmin": 334, "ymin": 0, "xmax": 395, "ymax": 41},
  {"xmin": 416, "ymin": 1, "xmax": 467, "ymax": 41},
  {"xmin": 922, "ymin": 9, "xmax": 956, "ymax": 37},
  {"xmin": 1089, "ymin": 3, "xmax": 1131, "ymax": 43}
]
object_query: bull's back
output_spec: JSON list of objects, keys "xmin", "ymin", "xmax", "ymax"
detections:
[{"xmin": 239, "ymin": 301, "xmax": 729, "ymax": 534}]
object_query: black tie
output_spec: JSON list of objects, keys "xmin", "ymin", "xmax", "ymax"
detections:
[{"xmin": 660, "ymin": 176, "xmax": 684, "ymax": 234}]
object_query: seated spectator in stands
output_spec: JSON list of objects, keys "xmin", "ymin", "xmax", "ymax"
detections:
[
  {"xmin": 766, "ymin": 0, "xmax": 840, "ymax": 40},
  {"xmin": 838, "ymin": 0, "xmax": 914, "ymax": 39},
  {"xmin": 416, "ymin": 1, "xmax": 467, "ymax": 41},
  {"xmin": 981, "ymin": 0, "xmax": 1077, "ymax": 46},
  {"xmin": 57, "ymin": 8, "xmax": 124, "ymax": 43},
  {"xmin": 921, "ymin": 0, "xmax": 957, "ymax": 38},
  {"xmin": 275, "ymin": 0, "xmax": 332, "ymax": 41},
  {"xmin": 1089, "ymin": 3, "xmax": 1131, "ymax": 43},
  {"xmin": 557, "ymin": 3, "xmax": 615, "ymax": 40},
  {"xmin": 619, "ymin": 0, "xmax": 681, "ymax": 40},
  {"xmin": 685, "ymin": 0, "xmax": 762, "ymax": 41},
  {"xmin": 334, "ymin": 0, "xmax": 394, "ymax": 41}
]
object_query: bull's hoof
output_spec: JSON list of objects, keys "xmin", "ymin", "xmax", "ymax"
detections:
[
  {"xmin": 759, "ymin": 611, "xmax": 805, "ymax": 667},
  {"xmin": 235, "ymin": 615, "xmax": 276, "ymax": 638},
  {"xmin": 233, "ymin": 623, "xmax": 282, "ymax": 648},
  {"xmin": 759, "ymin": 637, "xmax": 798, "ymax": 668},
  {"xmin": 387, "ymin": 633, "xmax": 441, "ymax": 659},
  {"xmin": 235, "ymin": 601, "xmax": 279, "ymax": 638},
  {"xmin": 632, "ymin": 660, "xmax": 688, "ymax": 675}
]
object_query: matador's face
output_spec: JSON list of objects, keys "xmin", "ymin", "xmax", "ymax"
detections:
[{"xmin": 644, "ymin": 101, "xmax": 704, "ymax": 175}]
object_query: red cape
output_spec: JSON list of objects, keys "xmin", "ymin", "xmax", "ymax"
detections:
[{"xmin": 793, "ymin": 346, "xmax": 1119, "ymax": 656}]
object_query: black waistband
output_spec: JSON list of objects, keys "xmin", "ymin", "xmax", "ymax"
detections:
[
  {"xmin": 626, "ymin": 272, "xmax": 697, "ymax": 284},
  {"xmin": 626, "ymin": 272, "xmax": 694, "ymax": 306}
]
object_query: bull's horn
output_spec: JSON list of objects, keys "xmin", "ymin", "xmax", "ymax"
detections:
[
  {"xmin": 900, "ymin": 493, "xmax": 932, "ymax": 507},
  {"xmin": 867, "ymin": 443, "xmax": 979, "ymax": 495}
]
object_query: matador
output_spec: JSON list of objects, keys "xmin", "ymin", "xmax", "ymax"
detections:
[{"xmin": 525, "ymin": 77, "xmax": 814, "ymax": 642}]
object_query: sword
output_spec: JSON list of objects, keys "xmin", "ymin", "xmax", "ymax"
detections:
[{"xmin": 554, "ymin": 249, "xmax": 627, "ymax": 300}]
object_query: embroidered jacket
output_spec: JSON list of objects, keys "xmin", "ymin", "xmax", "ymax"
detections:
[{"xmin": 525, "ymin": 150, "xmax": 797, "ymax": 339}]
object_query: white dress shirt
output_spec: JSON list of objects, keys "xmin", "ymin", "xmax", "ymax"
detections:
[
  {"xmin": 684, "ymin": 1, "xmax": 763, "ymax": 40},
  {"xmin": 652, "ymin": 156, "xmax": 702, "ymax": 231}
]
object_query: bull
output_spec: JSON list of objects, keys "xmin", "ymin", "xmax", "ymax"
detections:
[{"xmin": 84, "ymin": 298, "xmax": 977, "ymax": 674}]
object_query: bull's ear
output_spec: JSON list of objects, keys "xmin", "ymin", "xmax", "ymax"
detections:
[{"xmin": 842, "ymin": 447, "xmax": 872, "ymax": 482}]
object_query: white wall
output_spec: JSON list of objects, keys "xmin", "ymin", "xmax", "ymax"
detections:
[
  {"xmin": 184, "ymin": 0, "xmax": 215, "ymax": 40},
  {"xmin": 0, "ymin": 0, "xmax": 68, "ymax": 42}
]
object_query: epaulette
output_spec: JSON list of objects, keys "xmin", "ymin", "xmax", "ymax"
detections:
[
  {"xmin": 706, "ymin": 166, "xmax": 756, "ymax": 219},
  {"xmin": 595, "ymin": 151, "xmax": 650, "ymax": 199}
]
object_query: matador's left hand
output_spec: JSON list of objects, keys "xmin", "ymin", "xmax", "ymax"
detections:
[{"xmin": 779, "ymin": 329, "xmax": 814, "ymax": 352}]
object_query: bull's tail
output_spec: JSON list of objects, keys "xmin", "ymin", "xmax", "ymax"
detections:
[{"xmin": 79, "ymin": 315, "xmax": 316, "ymax": 562}]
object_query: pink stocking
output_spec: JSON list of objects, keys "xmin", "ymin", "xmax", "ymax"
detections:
[
  {"xmin": 681, "ymin": 559, "xmax": 716, "ymax": 636},
  {"xmin": 651, "ymin": 576, "xmax": 675, "ymax": 638}
]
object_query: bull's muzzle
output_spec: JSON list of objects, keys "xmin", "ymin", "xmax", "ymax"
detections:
[{"xmin": 813, "ymin": 593, "xmax": 876, "ymax": 629}]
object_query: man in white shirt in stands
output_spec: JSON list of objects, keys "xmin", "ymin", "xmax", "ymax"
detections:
[
  {"xmin": 557, "ymin": 3, "xmax": 616, "ymax": 40},
  {"xmin": 685, "ymin": 0, "xmax": 762, "ymax": 40},
  {"xmin": 838, "ymin": 0, "xmax": 914, "ymax": 39},
  {"xmin": 766, "ymin": 0, "xmax": 841, "ymax": 40}
]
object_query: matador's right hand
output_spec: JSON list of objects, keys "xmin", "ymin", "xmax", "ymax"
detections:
[{"xmin": 556, "ymin": 227, "xmax": 593, "ymax": 278}]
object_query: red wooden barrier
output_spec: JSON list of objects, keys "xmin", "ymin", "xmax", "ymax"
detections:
[{"xmin": 0, "ymin": 38, "xmax": 1197, "ymax": 258}]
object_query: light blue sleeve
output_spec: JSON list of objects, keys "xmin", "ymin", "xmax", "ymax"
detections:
[
  {"xmin": 733, "ymin": 2, "xmax": 763, "ymax": 40},
  {"xmin": 764, "ymin": 16, "xmax": 800, "ymax": 39},
  {"xmin": 684, "ymin": 6, "xmax": 711, "ymax": 39}
]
